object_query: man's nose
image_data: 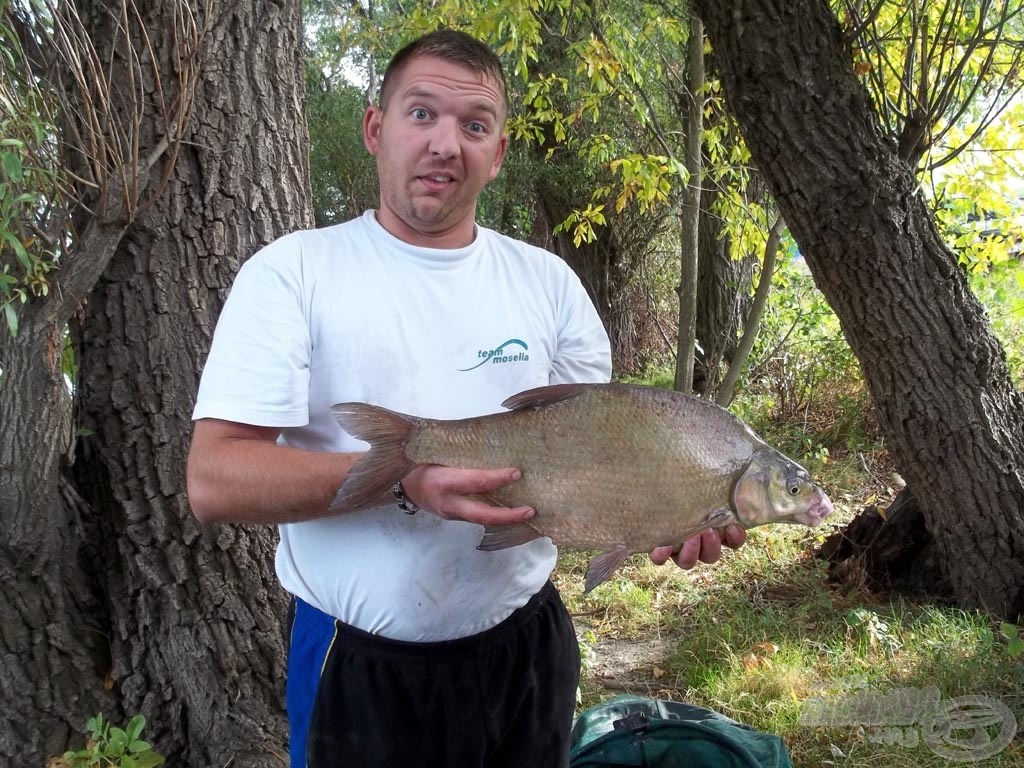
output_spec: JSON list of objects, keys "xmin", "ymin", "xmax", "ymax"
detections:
[{"xmin": 428, "ymin": 118, "xmax": 461, "ymax": 159}]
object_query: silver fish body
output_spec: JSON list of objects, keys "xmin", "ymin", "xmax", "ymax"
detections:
[{"xmin": 331, "ymin": 383, "xmax": 832, "ymax": 591}]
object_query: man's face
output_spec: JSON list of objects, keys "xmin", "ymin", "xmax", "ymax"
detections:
[{"xmin": 363, "ymin": 55, "xmax": 508, "ymax": 249}]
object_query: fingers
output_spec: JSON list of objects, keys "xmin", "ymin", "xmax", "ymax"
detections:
[
  {"xmin": 677, "ymin": 530, "xmax": 721, "ymax": 568},
  {"xmin": 649, "ymin": 525, "xmax": 747, "ymax": 571},
  {"xmin": 400, "ymin": 465, "xmax": 534, "ymax": 526},
  {"xmin": 721, "ymin": 524, "xmax": 747, "ymax": 550},
  {"xmin": 649, "ymin": 545, "xmax": 675, "ymax": 565}
]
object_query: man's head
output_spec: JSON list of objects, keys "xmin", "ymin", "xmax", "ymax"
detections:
[
  {"xmin": 378, "ymin": 29, "xmax": 508, "ymax": 115},
  {"xmin": 364, "ymin": 30, "xmax": 509, "ymax": 249}
]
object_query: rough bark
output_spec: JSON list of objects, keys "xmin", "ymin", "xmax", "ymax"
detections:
[
  {"xmin": 0, "ymin": 307, "xmax": 116, "ymax": 760},
  {"xmin": 2, "ymin": 0, "xmax": 311, "ymax": 764},
  {"xmin": 1, "ymin": 0, "xmax": 167, "ymax": 758},
  {"xmin": 70, "ymin": 0, "xmax": 312, "ymax": 762},
  {"xmin": 693, "ymin": 0, "xmax": 1024, "ymax": 619}
]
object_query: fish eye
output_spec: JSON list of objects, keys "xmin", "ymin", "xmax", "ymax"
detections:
[{"xmin": 788, "ymin": 482, "xmax": 802, "ymax": 495}]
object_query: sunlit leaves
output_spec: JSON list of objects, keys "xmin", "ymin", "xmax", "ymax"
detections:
[
  {"xmin": 608, "ymin": 154, "xmax": 679, "ymax": 213},
  {"xmin": 838, "ymin": 0, "xmax": 1024, "ymax": 171},
  {"xmin": 552, "ymin": 203, "xmax": 606, "ymax": 246},
  {"xmin": 927, "ymin": 98, "xmax": 1024, "ymax": 272},
  {"xmin": 0, "ymin": 7, "xmax": 64, "ymax": 337}
]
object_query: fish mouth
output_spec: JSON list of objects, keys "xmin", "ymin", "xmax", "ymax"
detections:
[{"xmin": 795, "ymin": 492, "xmax": 834, "ymax": 527}]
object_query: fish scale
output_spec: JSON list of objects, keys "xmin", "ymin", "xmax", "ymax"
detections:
[{"xmin": 331, "ymin": 382, "xmax": 833, "ymax": 591}]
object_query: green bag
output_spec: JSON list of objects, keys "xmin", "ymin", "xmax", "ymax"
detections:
[{"xmin": 569, "ymin": 695, "xmax": 794, "ymax": 768}]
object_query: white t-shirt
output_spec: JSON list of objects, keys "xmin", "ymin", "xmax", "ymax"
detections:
[{"xmin": 193, "ymin": 210, "xmax": 611, "ymax": 641}]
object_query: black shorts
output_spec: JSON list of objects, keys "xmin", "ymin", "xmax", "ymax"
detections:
[{"xmin": 286, "ymin": 581, "xmax": 580, "ymax": 768}]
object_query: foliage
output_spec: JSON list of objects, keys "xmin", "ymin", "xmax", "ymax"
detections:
[
  {"xmin": 52, "ymin": 715, "xmax": 165, "ymax": 768},
  {"xmin": 304, "ymin": 71, "xmax": 378, "ymax": 226},
  {"xmin": 0, "ymin": 0, "xmax": 65, "ymax": 336},
  {"xmin": 970, "ymin": 257, "xmax": 1024, "ymax": 385},
  {"xmin": 733, "ymin": 256, "xmax": 878, "ymax": 467},
  {"xmin": 928, "ymin": 97, "xmax": 1024, "ymax": 276},
  {"xmin": 1000, "ymin": 622, "xmax": 1024, "ymax": 660},
  {"xmin": 838, "ymin": 0, "xmax": 1024, "ymax": 171},
  {"xmin": 304, "ymin": 0, "xmax": 703, "ymax": 233}
]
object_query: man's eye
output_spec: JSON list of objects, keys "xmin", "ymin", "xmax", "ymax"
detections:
[
  {"xmin": 467, "ymin": 122, "xmax": 486, "ymax": 134},
  {"xmin": 411, "ymin": 108, "xmax": 430, "ymax": 120}
]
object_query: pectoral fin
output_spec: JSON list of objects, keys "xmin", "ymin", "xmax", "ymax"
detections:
[
  {"xmin": 478, "ymin": 523, "xmax": 544, "ymax": 551},
  {"xmin": 584, "ymin": 547, "xmax": 632, "ymax": 593},
  {"xmin": 704, "ymin": 507, "xmax": 737, "ymax": 529}
]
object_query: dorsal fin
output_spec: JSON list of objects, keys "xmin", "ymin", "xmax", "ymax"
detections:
[{"xmin": 501, "ymin": 383, "xmax": 595, "ymax": 411}]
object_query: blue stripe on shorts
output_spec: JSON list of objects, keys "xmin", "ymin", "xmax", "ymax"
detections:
[{"xmin": 287, "ymin": 597, "xmax": 338, "ymax": 768}]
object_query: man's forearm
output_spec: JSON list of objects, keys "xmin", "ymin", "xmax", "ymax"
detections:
[{"xmin": 187, "ymin": 419, "xmax": 369, "ymax": 525}]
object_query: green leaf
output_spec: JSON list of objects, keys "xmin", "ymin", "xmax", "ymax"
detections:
[
  {"xmin": 0, "ymin": 152, "xmax": 23, "ymax": 182},
  {"xmin": 126, "ymin": 715, "xmax": 147, "ymax": 742},
  {"xmin": 4, "ymin": 301, "xmax": 17, "ymax": 335},
  {"xmin": 108, "ymin": 726, "xmax": 129, "ymax": 753},
  {"xmin": 6, "ymin": 302, "xmax": 19, "ymax": 337},
  {"xmin": 133, "ymin": 752, "xmax": 166, "ymax": 768}
]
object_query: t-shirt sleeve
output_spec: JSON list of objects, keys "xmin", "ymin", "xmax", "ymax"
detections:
[
  {"xmin": 192, "ymin": 240, "xmax": 312, "ymax": 427},
  {"xmin": 549, "ymin": 266, "xmax": 613, "ymax": 386}
]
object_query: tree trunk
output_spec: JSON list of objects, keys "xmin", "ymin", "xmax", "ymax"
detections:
[
  {"xmin": 535, "ymin": 170, "xmax": 665, "ymax": 376},
  {"xmin": 0, "ymin": 309, "xmax": 117, "ymax": 760},
  {"xmin": 71, "ymin": 0, "xmax": 312, "ymax": 761},
  {"xmin": 694, "ymin": 0, "xmax": 1024, "ymax": 619},
  {"xmin": 819, "ymin": 488, "xmax": 954, "ymax": 600},
  {"xmin": 716, "ymin": 216, "xmax": 783, "ymax": 407},
  {"xmin": 1, "ymin": 0, "xmax": 311, "ymax": 764},
  {"xmin": 693, "ymin": 183, "xmax": 754, "ymax": 398},
  {"xmin": 674, "ymin": 12, "xmax": 703, "ymax": 393}
]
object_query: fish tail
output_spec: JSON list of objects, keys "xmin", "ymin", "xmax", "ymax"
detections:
[{"xmin": 330, "ymin": 403, "xmax": 418, "ymax": 511}]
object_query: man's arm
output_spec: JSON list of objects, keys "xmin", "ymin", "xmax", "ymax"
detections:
[{"xmin": 186, "ymin": 418, "xmax": 536, "ymax": 526}]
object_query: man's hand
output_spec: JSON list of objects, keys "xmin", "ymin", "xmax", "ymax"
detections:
[
  {"xmin": 400, "ymin": 464, "xmax": 533, "ymax": 526},
  {"xmin": 649, "ymin": 525, "xmax": 746, "ymax": 570}
]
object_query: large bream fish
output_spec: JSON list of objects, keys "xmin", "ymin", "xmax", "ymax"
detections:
[{"xmin": 331, "ymin": 383, "xmax": 833, "ymax": 591}]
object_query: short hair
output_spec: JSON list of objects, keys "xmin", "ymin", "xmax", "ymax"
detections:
[{"xmin": 378, "ymin": 29, "xmax": 508, "ymax": 112}]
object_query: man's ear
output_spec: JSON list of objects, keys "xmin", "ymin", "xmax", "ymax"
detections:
[
  {"xmin": 488, "ymin": 132, "xmax": 509, "ymax": 181},
  {"xmin": 363, "ymin": 105, "xmax": 382, "ymax": 155}
]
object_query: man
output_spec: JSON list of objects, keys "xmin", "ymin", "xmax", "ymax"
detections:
[{"xmin": 187, "ymin": 29, "xmax": 744, "ymax": 768}]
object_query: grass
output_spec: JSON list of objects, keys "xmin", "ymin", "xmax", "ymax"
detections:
[{"xmin": 554, "ymin": 396, "xmax": 1023, "ymax": 768}]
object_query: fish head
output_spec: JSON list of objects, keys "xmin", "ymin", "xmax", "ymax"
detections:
[{"xmin": 732, "ymin": 451, "xmax": 833, "ymax": 529}]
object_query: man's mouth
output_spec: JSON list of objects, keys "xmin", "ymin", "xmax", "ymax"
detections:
[{"xmin": 418, "ymin": 171, "xmax": 458, "ymax": 187}]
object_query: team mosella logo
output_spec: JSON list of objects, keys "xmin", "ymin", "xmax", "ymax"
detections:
[{"xmin": 459, "ymin": 338, "xmax": 530, "ymax": 371}]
